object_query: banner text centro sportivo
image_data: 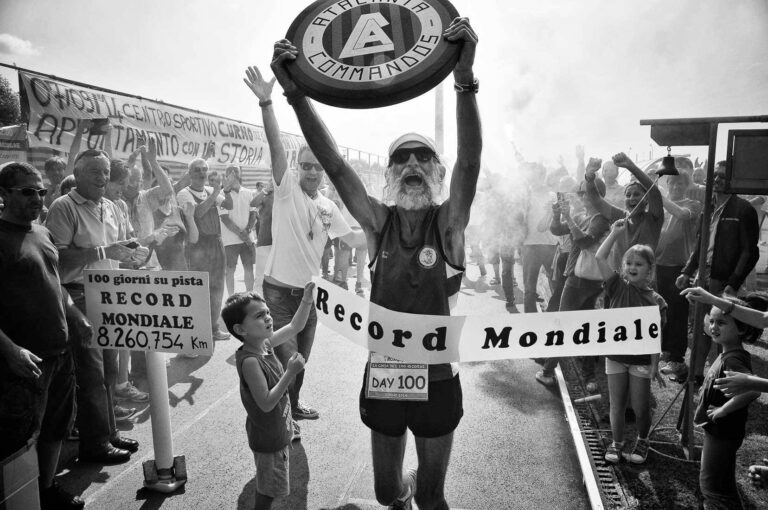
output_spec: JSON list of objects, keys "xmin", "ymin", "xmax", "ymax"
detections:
[
  {"xmin": 311, "ymin": 277, "xmax": 661, "ymax": 364},
  {"xmin": 83, "ymin": 269, "xmax": 213, "ymax": 356}
]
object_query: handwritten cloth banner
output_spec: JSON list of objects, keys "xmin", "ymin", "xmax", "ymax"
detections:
[
  {"xmin": 18, "ymin": 70, "xmax": 307, "ymax": 168},
  {"xmin": 83, "ymin": 269, "xmax": 214, "ymax": 356},
  {"xmin": 312, "ymin": 277, "xmax": 662, "ymax": 364}
]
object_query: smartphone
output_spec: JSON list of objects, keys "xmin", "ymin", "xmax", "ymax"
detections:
[{"xmin": 90, "ymin": 118, "xmax": 110, "ymax": 136}]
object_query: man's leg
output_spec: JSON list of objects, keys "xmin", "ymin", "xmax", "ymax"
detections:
[
  {"xmin": 242, "ymin": 243, "xmax": 256, "ymax": 292},
  {"xmin": 414, "ymin": 433, "xmax": 454, "ymax": 510},
  {"xmin": 224, "ymin": 244, "xmax": 238, "ymax": 296},
  {"xmin": 521, "ymin": 245, "xmax": 538, "ymax": 312},
  {"xmin": 371, "ymin": 430, "xmax": 408, "ymax": 506},
  {"xmin": 500, "ymin": 253, "xmax": 517, "ymax": 311},
  {"xmin": 293, "ymin": 306, "xmax": 318, "ymax": 416}
]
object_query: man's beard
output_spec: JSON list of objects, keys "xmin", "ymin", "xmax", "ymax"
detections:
[{"xmin": 385, "ymin": 169, "xmax": 442, "ymax": 210}]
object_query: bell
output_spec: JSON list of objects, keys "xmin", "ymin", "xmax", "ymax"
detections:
[{"xmin": 657, "ymin": 147, "xmax": 679, "ymax": 176}]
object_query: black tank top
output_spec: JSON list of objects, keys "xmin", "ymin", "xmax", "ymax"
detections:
[{"xmin": 369, "ymin": 205, "xmax": 464, "ymax": 381}]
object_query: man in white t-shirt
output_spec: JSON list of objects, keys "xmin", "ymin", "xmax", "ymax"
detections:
[
  {"xmin": 177, "ymin": 158, "xmax": 233, "ymax": 342},
  {"xmin": 219, "ymin": 165, "xmax": 257, "ymax": 295},
  {"xmin": 243, "ymin": 65, "xmax": 364, "ymax": 421}
]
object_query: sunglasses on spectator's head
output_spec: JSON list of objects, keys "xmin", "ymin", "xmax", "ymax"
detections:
[
  {"xmin": 389, "ymin": 147, "xmax": 436, "ymax": 165},
  {"xmin": 299, "ymin": 162, "xmax": 323, "ymax": 172},
  {"xmin": 73, "ymin": 149, "xmax": 109, "ymax": 166},
  {"xmin": 7, "ymin": 187, "xmax": 48, "ymax": 197}
]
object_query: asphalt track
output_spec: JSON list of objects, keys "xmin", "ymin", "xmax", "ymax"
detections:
[{"xmin": 58, "ymin": 264, "xmax": 589, "ymax": 509}]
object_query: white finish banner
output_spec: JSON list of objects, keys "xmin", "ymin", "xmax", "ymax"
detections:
[{"xmin": 312, "ymin": 277, "xmax": 662, "ymax": 363}]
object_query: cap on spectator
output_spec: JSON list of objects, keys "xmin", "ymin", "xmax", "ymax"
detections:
[{"xmin": 388, "ymin": 132, "xmax": 438, "ymax": 157}]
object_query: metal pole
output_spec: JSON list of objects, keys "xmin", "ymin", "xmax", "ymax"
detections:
[
  {"xmin": 435, "ymin": 83, "xmax": 444, "ymax": 154},
  {"xmin": 681, "ymin": 122, "xmax": 718, "ymax": 459}
]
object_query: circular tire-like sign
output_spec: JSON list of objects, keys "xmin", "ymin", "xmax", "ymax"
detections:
[{"xmin": 285, "ymin": 0, "xmax": 461, "ymax": 109}]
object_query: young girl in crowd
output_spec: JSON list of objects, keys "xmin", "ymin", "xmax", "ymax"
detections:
[
  {"xmin": 682, "ymin": 286, "xmax": 767, "ymax": 504},
  {"xmin": 595, "ymin": 220, "xmax": 666, "ymax": 464}
]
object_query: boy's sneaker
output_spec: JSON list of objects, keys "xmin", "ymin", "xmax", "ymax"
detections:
[
  {"xmin": 505, "ymin": 302, "xmax": 519, "ymax": 313},
  {"xmin": 624, "ymin": 437, "xmax": 650, "ymax": 464},
  {"xmin": 475, "ymin": 275, "xmax": 488, "ymax": 292},
  {"xmin": 604, "ymin": 442, "xmax": 623, "ymax": 464},
  {"xmin": 293, "ymin": 400, "xmax": 319, "ymax": 420},
  {"xmin": 39, "ymin": 479, "xmax": 84, "ymax": 510},
  {"xmin": 661, "ymin": 361, "xmax": 688, "ymax": 381},
  {"xmin": 489, "ymin": 276, "xmax": 501, "ymax": 286},
  {"xmin": 389, "ymin": 468, "xmax": 417, "ymax": 510},
  {"xmin": 114, "ymin": 382, "xmax": 150, "ymax": 403},
  {"xmin": 292, "ymin": 420, "xmax": 301, "ymax": 442},
  {"xmin": 535, "ymin": 370, "xmax": 556, "ymax": 387},
  {"xmin": 114, "ymin": 405, "xmax": 137, "ymax": 423}
]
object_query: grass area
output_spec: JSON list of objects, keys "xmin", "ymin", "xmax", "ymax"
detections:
[{"xmin": 573, "ymin": 336, "xmax": 768, "ymax": 509}]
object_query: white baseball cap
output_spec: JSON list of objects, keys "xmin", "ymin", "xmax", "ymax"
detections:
[{"xmin": 388, "ymin": 132, "xmax": 438, "ymax": 157}]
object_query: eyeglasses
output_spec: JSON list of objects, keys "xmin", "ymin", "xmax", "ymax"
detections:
[
  {"xmin": 299, "ymin": 162, "xmax": 323, "ymax": 172},
  {"xmin": 8, "ymin": 187, "xmax": 48, "ymax": 197},
  {"xmin": 389, "ymin": 147, "xmax": 436, "ymax": 165}
]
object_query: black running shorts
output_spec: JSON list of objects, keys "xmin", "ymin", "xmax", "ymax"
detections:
[{"xmin": 359, "ymin": 370, "xmax": 463, "ymax": 438}]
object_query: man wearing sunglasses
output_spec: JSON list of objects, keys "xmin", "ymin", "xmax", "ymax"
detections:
[
  {"xmin": 45, "ymin": 148, "xmax": 141, "ymax": 465},
  {"xmin": 0, "ymin": 162, "xmax": 92, "ymax": 509},
  {"xmin": 243, "ymin": 65, "xmax": 365, "ymax": 424},
  {"xmin": 271, "ymin": 16, "xmax": 480, "ymax": 510}
]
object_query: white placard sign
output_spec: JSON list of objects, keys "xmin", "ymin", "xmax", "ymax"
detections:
[
  {"xmin": 312, "ymin": 277, "xmax": 662, "ymax": 364},
  {"xmin": 84, "ymin": 269, "xmax": 213, "ymax": 355}
]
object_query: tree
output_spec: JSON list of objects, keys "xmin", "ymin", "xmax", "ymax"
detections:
[{"xmin": 0, "ymin": 75, "xmax": 21, "ymax": 127}]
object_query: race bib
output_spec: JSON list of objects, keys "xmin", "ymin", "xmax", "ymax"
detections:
[{"xmin": 366, "ymin": 352, "xmax": 428, "ymax": 401}]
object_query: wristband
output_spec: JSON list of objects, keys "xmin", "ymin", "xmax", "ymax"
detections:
[
  {"xmin": 454, "ymin": 78, "xmax": 479, "ymax": 94},
  {"xmin": 97, "ymin": 246, "xmax": 106, "ymax": 261},
  {"xmin": 259, "ymin": 99, "xmax": 272, "ymax": 108},
  {"xmin": 283, "ymin": 89, "xmax": 306, "ymax": 105}
]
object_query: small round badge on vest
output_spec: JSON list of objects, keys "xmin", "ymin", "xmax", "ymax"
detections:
[{"xmin": 418, "ymin": 245, "xmax": 438, "ymax": 269}]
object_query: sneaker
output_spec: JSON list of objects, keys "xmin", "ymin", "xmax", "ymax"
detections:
[
  {"xmin": 114, "ymin": 405, "xmax": 137, "ymax": 423},
  {"xmin": 292, "ymin": 420, "xmax": 301, "ymax": 442},
  {"xmin": 39, "ymin": 479, "xmax": 84, "ymax": 510},
  {"xmin": 389, "ymin": 468, "xmax": 417, "ymax": 510},
  {"xmin": 660, "ymin": 361, "xmax": 688, "ymax": 380},
  {"xmin": 355, "ymin": 285, "xmax": 365, "ymax": 297},
  {"xmin": 605, "ymin": 441, "xmax": 623, "ymax": 464},
  {"xmin": 624, "ymin": 437, "xmax": 650, "ymax": 464},
  {"xmin": 475, "ymin": 275, "xmax": 488, "ymax": 292},
  {"xmin": 535, "ymin": 370, "xmax": 556, "ymax": 387},
  {"xmin": 489, "ymin": 276, "xmax": 501, "ymax": 286},
  {"xmin": 505, "ymin": 302, "xmax": 519, "ymax": 313},
  {"xmin": 212, "ymin": 329, "xmax": 231, "ymax": 341},
  {"xmin": 292, "ymin": 400, "xmax": 319, "ymax": 420},
  {"xmin": 114, "ymin": 382, "xmax": 150, "ymax": 403}
]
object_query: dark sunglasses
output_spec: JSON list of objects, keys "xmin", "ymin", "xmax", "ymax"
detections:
[
  {"xmin": 8, "ymin": 187, "xmax": 48, "ymax": 197},
  {"xmin": 299, "ymin": 162, "xmax": 323, "ymax": 172},
  {"xmin": 389, "ymin": 147, "xmax": 436, "ymax": 165}
]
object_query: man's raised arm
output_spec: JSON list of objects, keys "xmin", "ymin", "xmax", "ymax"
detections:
[
  {"xmin": 269, "ymin": 44, "xmax": 383, "ymax": 233},
  {"xmin": 445, "ymin": 17, "xmax": 481, "ymax": 233},
  {"xmin": 244, "ymin": 66, "xmax": 288, "ymax": 187}
]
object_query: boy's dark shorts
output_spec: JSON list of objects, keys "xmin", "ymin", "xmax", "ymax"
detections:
[
  {"xmin": 0, "ymin": 351, "xmax": 76, "ymax": 458},
  {"xmin": 225, "ymin": 243, "xmax": 256, "ymax": 268},
  {"xmin": 359, "ymin": 372, "xmax": 463, "ymax": 438}
]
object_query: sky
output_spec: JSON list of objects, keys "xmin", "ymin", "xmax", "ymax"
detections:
[{"xmin": 1, "ymin": 0, "xmax": 767, "ymax": 176}]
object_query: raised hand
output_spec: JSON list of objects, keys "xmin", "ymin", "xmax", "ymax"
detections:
[
  {"xmin": 443, "ymin": 17, "xmax": 478, "ymax": 77},
  {"xmin": 612, "ymin": 152, "xmax": 634, "ymax": 169},
  {"xmin": 270, "ymin": 40, "xmax": 300, "ymax": 95},
  {"xmin": 302, "ymin": 281, "xmax": 316, "ymax": 303},
  {"xmin": 243, "ymin": 65, "xmax": 277, "ymax": 102}
]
